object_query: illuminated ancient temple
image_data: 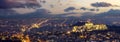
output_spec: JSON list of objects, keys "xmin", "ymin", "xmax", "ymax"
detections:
[{"xmin": 72, "ymin": 21, "xmax": 108, "ymax": 32}]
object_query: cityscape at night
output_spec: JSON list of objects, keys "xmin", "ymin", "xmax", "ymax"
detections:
[{"xmin": 0, "ymin": 0, "xmax": 120, "ymax": 42}]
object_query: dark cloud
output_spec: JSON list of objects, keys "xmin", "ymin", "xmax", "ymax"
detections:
[
  {"xmin": 96, "ymin": 9, "xmax": 99, "ymax": 11},
  {"xmin": 0, "ymin": 9, "xmax": 17, "ymax": 15},
  {"xmin": 0, "ymin": 9, "xmax": 52, "ymax": 18},
  {"xmin": 80, "ymin": 7, "xmax": 99, "ymax": 11},
  {"xmin": 0, "ymin": 0, "xmax": 41, "ymax": 9},
  {"xmin": 80, "ymin": 7, "xmax": 87, "ymax": 11},
  {"xmin": 89, "ymin": 9, "xmax": 95, "ymax": 11},
  {"xmin": 40, "ymin": 0, "xmax": 46, "ymax": 3},
  {"xmin": 50, "ymin": 5, "xmax": 54, "ymax": 8},
  {"xmin": 64, "ymin": 7, "xmax": 76, "ymax": 12},
  {"xmin": 36, "ymin": 9, "xmax": 51, "ymax": 14},
  {"xmin": 91, "ymin": 2, "xmax": 119, "ymax": 7},
  {"xmin": 89, "ymin": 9, "xmax": 99, "ymax": 11}
]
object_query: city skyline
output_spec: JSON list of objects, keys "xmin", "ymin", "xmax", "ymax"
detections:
[{"xmin": 0, "ymin": 0, "xmax": 120, "ymax": 42}]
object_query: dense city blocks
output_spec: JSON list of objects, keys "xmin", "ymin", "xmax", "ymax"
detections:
[{"xmin": 0, "ymin": 18, "xmax": 120, "ymax": 42}]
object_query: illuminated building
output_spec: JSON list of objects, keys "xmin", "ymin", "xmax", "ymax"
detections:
[
  {"xmin": 72, "ymin": 21, "xmax": 108, "ymax": 32},
  {"xmin": 22, "ymin": 35, "xmax": 30, "ymax": 42},
  {"xmin": 79, "ymin": 35, "xmax": 87, "ymax": 39},
  {"xmin": 31, "ymin": 24, "xmax": 40, "ymax": 28},
  {"xmin": 20, "ymin": 23, "xmax": 40, "ymax": 32},
  {"xmin": 11, "ymin": 34, "xmax": 30, "ymax": 42}
]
